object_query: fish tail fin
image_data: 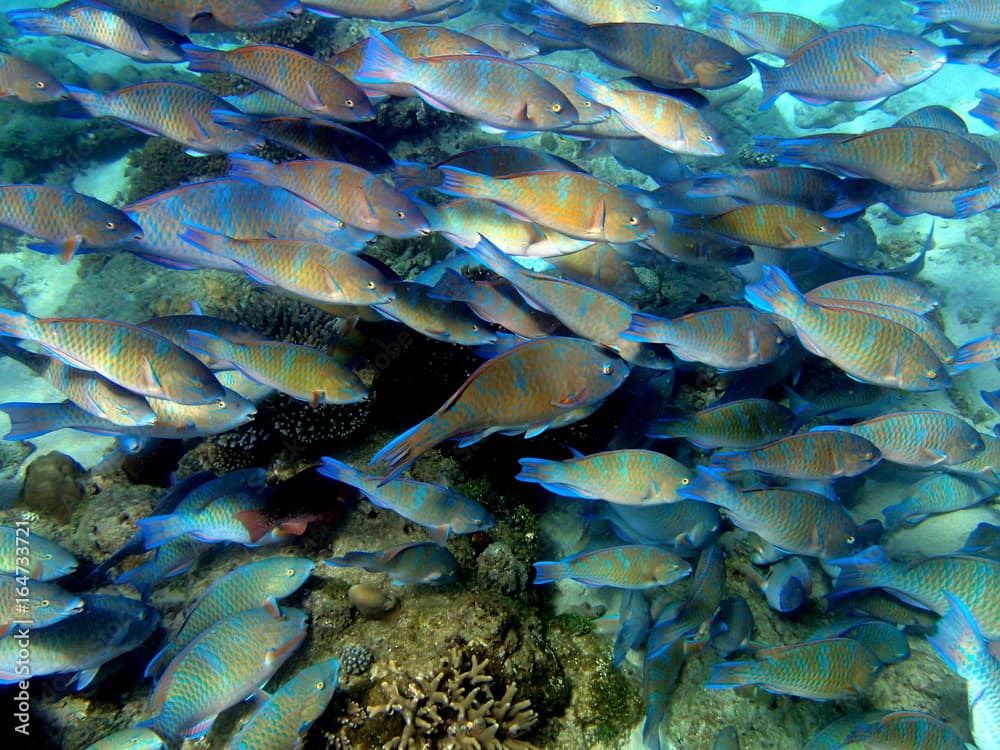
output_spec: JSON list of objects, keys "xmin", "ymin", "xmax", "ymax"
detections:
[
  {"xmin": 209, "ymin": 108, "xmax": 256, "ymax": 133},
  {"xmin": 227, "ymin": 153, "xmax": 275, "ymax": 184},
  {"xmin": 515, "ymin": 457, "xmax": 559, "ymax": 485},
  {"xmin": 708, "ymin": 450, "xmax": 748, "ymax": 472},
  {"xmin": 686, "ymin": 174, "xmax": 735, "ymax": 198},
  {"xmin": 115, "ymin": 563, "xmax": 161, "ymax": 599},
  {"xmin": 5, "ymin": 10, "xmax": 60, "ymax": 36},
  {"xmin": 0, "ymin": 402, "xmax": 74, "ymax": 440},
  {"xmin": 953, "ymin": 184, "xmax": 999, "ymax": 218},
  {"xmin": 574, "ymin": 72, "xmax": 613, "ymax": 106},
  {"xmin": 143, "ymin": 644, "xmax": 175, "ymax": 679},
  {"xmin": 178, "ymin": 225, "xmax": 231, "ymax": 256},
  {"xmin": 430, "ymin": 269, "xmax": 476, "ymax": 303},
  {"xmin": 969, "ymin": 90, "xmax": 1000, "ymax": 131},
  {"xmin": 318, "ymin": 455, "xmax": 367, "ymax": 489},
  {"xmin": 750, "ymin": 59, "xmax": 784, "ymax": 111},
  {"xmin": 880, "ymin": 503, "xmax": 906, "ymax": 530},
  {"xmin": 706, "ymin": 5, "xmax": 738, "ymax": 30},
  {"xmin": 370, "ymin": 416, "xmax": 450, "ymax": 482},
  {"xmin": 533, "ymin": 9, "xmax": 585, "ymax": 43},
  {"xmin": 435, "ymin": 166, "xmax": 492, "ymax": 200},
  {"xmin": 135, "ymin": 514, "xmax": 191, "ymax": 550},
  {"xmin": 705, "ymin": 659, "xmax": 759, "ymax": 689},
  {"xmin": 181, "ymin": 44, "xmax": 228, "ymax": 74},
  {"xmin": 463, "ymin": 235, "xmax": 522, "ymax": 279},
  {"xmin": 827, "ymin": 545, "xmax": 889, "ymax": 597},
  {"xmin": 645, "ymin": 407, "xmax": 688, "ymax": 440},
  {"xmin": 621, "ymin": 312, "xmax": 671, "ymax": 344},
  {"xmin": 743, "ymin": 265, "xmax": 805, "ymax": 320},
  {"xmin": 912, "ymin": 1, "xmax": 948, "ymax": 23},
  {"xmin": 531, "ymin": 560, "xmax": 569, "ymax": 584},
  {"xmin": 926, "ymin": 591, "xmax": 990, "ymax": 679},
  {"xmin": 953, "ymin": 333, "xmax": 1000, "ymax": 370},
  {"xmin": 0, "ymin": 308, "xmax": 36, "ymax": 341},
  {"xmin": 982, "ymin": 389, "xmax": 1000, "ymax": 414},
  {"xmin": 354, "ymin": 29, "xmax": 413, "ymax": 87},
  {"xmin": 391, "ymin": 160, "xmax": 436, "ymax": 193}
]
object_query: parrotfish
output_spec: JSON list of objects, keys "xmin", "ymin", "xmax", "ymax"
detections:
[
  {"xmin": 116, "ymin": 536, "xmax": 207, "ymax": 600},
  {"xmin": 178, "ymin": 228, "xmax": 394, "ymax": 306},
  {"xmin": 0, "ymin": 525, "xmax": 77, "ymax": 581},
  {"xmin": 610, "ymin": 589, "xmax": 651, "ymax": 668},
  {"xmin": 744, "ymin": 266, "xmax": 950, "ymax": 391},
  {"xmin": 752, "ymin": 26, "xmax": 944, "ymax": 109},
  {"xmin": 833, "ymin": 410, "xmax": 984, "ymax": 467},
  {"xmin": 805, "ymin": 275, "xmax": 939, "ymax": 314},
  {"xmin": 326, "ymin": 541, "xmax": 460, "ymax": 585},
  {"xmin": 183, "ymin": 43, "xmax": 374, "ymax": 122},
  {"xmin": 641, "ymin": 638, "xmax": 685, "ymax": 750},
  {"xmin": 7, "ymin": 2, "xmax": 190, "ymax": 63},
  {"xmin": 882, "ymin": 473, "xmax": 993, "ymax": 529},
  {"xmin": 706, "ymin": 637, "xmax": 882, "ymax": 700},
  {"xmin": 145, "ymin": 557, "xmax": 314, "ymax": 678},
  {"xmin": 462, "ymin": 237, "xmax": 670, "ymax": 368},
  {"xmin": 926, "ymin": 592, "xmax": 1000, "ymax": 750},
  {"xmin": 676, "ymin": 204, "xmax": 845, "ymax": 249},
  {"xmin": 354, "ymin": 30, "xmax": 578, "ymax": 132},
  {"xmin": 436, "ymin": 167, "xmax": 652, "ymax": 243},
  {"xmin": 428, "ymin": 199, "xmax": 590, "ymax": 258},
  {"xmin": 0, "ymin": 309, "xmax": 223, "ymax": 405},
  {"xmin": 710, "ymin": 596, "xmax": 756, "ymax": 657},
  {"xmin": 467, "ymin": 23, "xmax": 537, "ymax": 59},
  {"xmin": 0, "ymin": 573, "xmax": 84, "ymax": 636},
  {"xmin": 318, "ymin": 456, "xmax": 494, "ymax": 544},
  {"xmin": 622, "ymin": 307, "xmax": 788, "ymax": 371},
  {"xmin": 830, "ymin": 546, "xmax": 1000, "ymax": 639},
  {"xmin": 756, "ymin": 127, "xmax": 995, "ymax": 191},
  {"xmin": 591, "ymin": 500, "xmax": 721, "ymax": 553},
  {"xmin": 534, "ymin": 12, "xmax": 751, "ymax": 89},
  {"xmin": 0, "ymin": 594, "xmax": 159, "ymax": 689},
  {"xmin": 712, "ymin": 429, "xmax": 881, "ymax": 478},
  {"xmin": 959, "ymin": 521, "xmax": 1000, "ymax": 560},
  {"xmin": 646, "ymin": 545, "xmax": 726, "ymax": 656},
  {"xmin": 224, "ymin": 657, "xmax": 341, "ymax": 750},
  {"xmin": 0, "ymin": 52, "xmax": 68, "ymax": 103},
  {"xmin": 679, "ymin": 467, "xmax": 863, "ymax": 560},
  {"xmin": 0, "ymin": 184, "xmax": 142, "ymax": 260},
  {"xmin": 742, "ymin": 556, "xmax": 812, "ymax": 613},
  {"xmin": 93, "ymin": 0, "xmax": 302, "ymax": 34},
  {"xmin": 373, "ymin": 281, "xmax": 496, "ymax": 345},
  {"xmin": 186, "ymin": 331, "xmax": 366, "ymax": 406},
  {"xmin": 807, "ymin": 619, "xmax": 910, "ymax": 665},
  {"xmin": 227, "ymin": 154, "xmax": 428, "ymax": 238},
  {"xmin": 303, "ymin": 0, "xmax": 459, "ymax": 21},
  {"xmin": 971, "ymin": 88, "xmax": 1000, "ymax": 130},
  {"xmin": 540, "ymin": 0, "xmax": 683, "ymax": 24},
  {"xmin": 519, "ymin": 62, "xmax": 614, "ymax": 126},
  {"xmin": 66, "ymin": 82, "xmax": 263, "ymax": 156},
  {"xmin": 516, "ymin": 449, "xmax": 692, "ymax": 505},
  {"xmin": 533, "ymin": 544, "xmax": 691, "ymax": 589},
  {"xmin": 82, "ymin": 727, "xmax": 165, "ymax": 750},
  {"xmin": 392, "ymin": 145, "xmax": 583, "ymax": 193},
  {"xmin": 914, "ymin": 0, "xmax": 1000, "ymax": 33},
  {"xmin": 802, "ymin": 712, "xmax": 892, "ymax": 750},
  {"xmin": 895, "ymin": 104, "xmax": 970, "ymax": 133},
  {"xmin": 142, "ymin": 605, "xmax": 307, "ymax": 741},
  {"xmin": 369, "ymin": 337, "xmax": 629, "ymax": 480},
  {"xmin": 687, "ymin": 167, "xmax": 848, "ymax": 214},
  {"xmin": 647, "ymin": 398, "xmax": 798, "ymax": 450},
  {"xmin": 842, "ymin": 710, "xmax": 967, "ymax": 750},
  {"xmin": 430, "ymin": 269, "xmax": 560, "ymax": 339},
  {"xmin": 953, "ymin": 326, "xmax": 1000, "ymax": 370},
  {"xmin": 0, "ymin": 343, "xmax": 156, "ymax": 427},
  {"xmin": 575, "ymin": 74, "xmax": 723, "ymax": 156},
  {"xmin": 124, "ymin": 179, "xmax": 365, "ymax": 270},
  {"xmin": 135, "ymin": 488, "xmax": 269, "ymax": 549},
  {"xmin": 706, "ymin": 6, "xmax": 825, "ymax": 57}
]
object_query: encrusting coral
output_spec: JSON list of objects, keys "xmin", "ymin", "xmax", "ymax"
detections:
[{"xmin": 368, "ymin": 646, "xmax": 540, "ymax": 750}]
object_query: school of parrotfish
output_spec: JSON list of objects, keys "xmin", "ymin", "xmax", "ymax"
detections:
[{"xmin": 0, "ymin": 0, "xmax": 1000, "ymax": 747}]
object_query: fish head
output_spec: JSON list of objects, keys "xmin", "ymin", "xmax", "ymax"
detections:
[
  {"xmin": 887, "ymin": 38, "xmax": 947, "ymax": 83},
  {"xmin": 584, "ymin": 348, "xmax": 631, "ymax": 398},
  {"xmin": 452, "ymin": 505, "xmax": 496, "ymax": 535},
  {"xmin": 82, "ymin": 211, "xmax": 145, "ymax": 247}
]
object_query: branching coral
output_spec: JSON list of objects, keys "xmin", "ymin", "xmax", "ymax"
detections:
[{"xmin": 368, "ymin": 647, "xmax": 540, "ymax": 750}]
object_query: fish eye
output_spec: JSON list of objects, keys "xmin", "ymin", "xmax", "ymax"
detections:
[
  {"xmin": 396, "ymin": 210, "xmax": 406, "ymax": 219},
  {"xmin": 105, "ymin": 221, "xmax": 116, "ymax": 229},
  {"xmin": 680, "ymin": 477, "xmax": 690, "ymax": 485},
  {"xmin": 367, "ymin": 280, "xmax": 376, "ymax": 289},
  {"xmin": 602, "ymin": 363, "xmax": 614, "ymax": 375},
  {"xmin": 906, "ymin": 48, "xmax": 916, "ymax": 55},
  {"xmin": 704, "ymin": 134, "xmax": 713, "ymax": 142},
  {"xmin": 471, "ymin": 324, "xmax": 479, "ymax": 331},
  {"xmin": 286, "ymin": 568, "xmax": 295, "ymax": 576},
  {"xmin": 551, "ymin": 102, "xmax": 562, "ymax": 113},
  {"xmin": 216, "ymin": 399, "xmax": 226, "ymax": 408},
  {"xmin": 42, "ymin": 553, "xmax": 52, "ymax": 560},
  {"xmin": 652, "ymin": 4, "xmax": 661, "ymax": 9},
  {"xmin": 40, "ymin": 599, "xmax": 50, "ymax": 607},
  {"xmin": 315, "ymin": 680, "xmax": 325, "ymax": 689},
  {"xmin": 336, "ymin": 220, "xmax": 345, "ymax": 229},
  {"xmin": 34, "ymin": 80, "xmax": 46, "ymax": 89},
  {"xmin": 627, "ymin": 216, "xmax": 639, "ymax": 225},
  {"xmin": 846, "ymin": 535, "xmax": 855, "ymax": 544},
  {"xmin": 344, "ymin": 98, "xmax": 355, "ymax": 108},
  {"xmin": 926, "ymin": 369, "xmax": 938, "ymax": 378},
  {"xmin": 582, "ymin": 100, "xmax": 592, "ymax": 108}
]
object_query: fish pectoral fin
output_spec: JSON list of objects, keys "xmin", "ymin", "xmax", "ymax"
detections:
[
  {"xmin": 418, "ymin": 91, "xmax": 459, "ymax": 115},
  {"xmin": 184, "ymin": 112, "xmax": 211, "ymax": 141},
  {"xmin": 553, "ymin": 387, "xmax": 590, "ymax": 408},
  {"xmin": 515, "ymin": 100, "xmax": 530, "ymax": 123},
  {"xmin": 139, "ymin": 356, "xmax": 163, "ymax": 394},
  {"xmin": 356, "ymin": 187, "xmax": 378, "ymax": 223},
  {"xmin": 916, "ymin": 445, "xmax": 948, "ymax": 465},
  {"xmin": 61, "ymin": 235, "xmax": 82, "ymax": 263},
  {"xmin": 181, "ymin": 715, "xmax": 217, "ymax": 739},
  {"xmin": 928, "ymin": 158, "xmax": 949, "ymax": 186},
  {"xmin": 311, "ymin": 390, "xmax": 322, "ymax": 407},
  {"xmin": 588, "ymin": 200, "xmax": 607, "ymax": 234},
  {"xmin": 301, "ymin": 79, "xmax": 324, "ymax": 112},
  {"xmin": 776, "ymin": 223, "xmax": 799, "ymax": 245},
  {"xmin": 74, "ymin": 667, "xmax": 101, "ymax": 690},
  {"xmin": 853, "ymin": 52, "xmax": 886, "ymax": 80}
]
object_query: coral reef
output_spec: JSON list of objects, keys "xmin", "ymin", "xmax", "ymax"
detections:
[
  {"xmin": 19, "ymin": 451, "xmax": 84, "ymax": 523},
  {"xmin": 367, "ymin": 645, "xmax": 540, "ymax": 750},
  {"xmin": 123, "ymin": 138, "xmax": 228, "ymax": 203},
  {"xmin": 342, "ymin": 644, "xmax": 375, "ymax": 676}
]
